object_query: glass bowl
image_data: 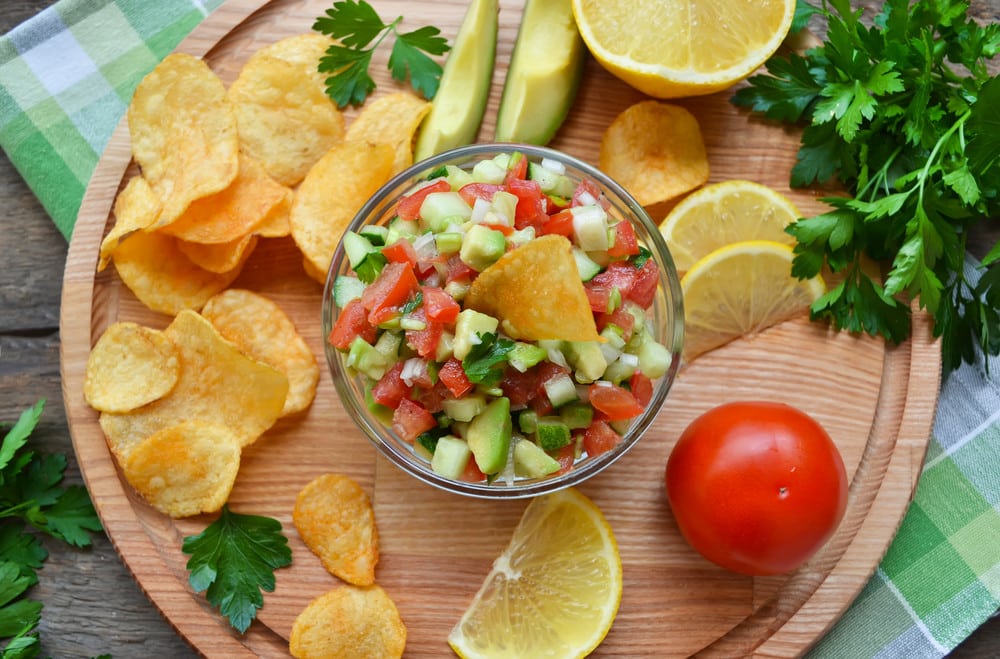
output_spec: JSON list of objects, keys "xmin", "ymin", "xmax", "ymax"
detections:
[{"xmin": 322, "ymin": 143, "xmax": 684, "ymax": 499}]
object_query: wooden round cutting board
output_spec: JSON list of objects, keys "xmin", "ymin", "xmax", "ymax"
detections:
[{"xmin": 60, "ymin": 0, "xmax": 941, "ymax": 656}]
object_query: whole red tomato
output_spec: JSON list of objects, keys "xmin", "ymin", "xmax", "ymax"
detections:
[{"xmin": 665, "ymin": 401, "xmax": 848, "ymax": 576}]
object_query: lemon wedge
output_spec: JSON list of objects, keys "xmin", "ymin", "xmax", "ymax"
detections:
[
  {"xmin": 571, "ymin": 0, "xmax": 796, "ymax": 98},
  {"xmin": 660, "ymin": 180, "xmax": 801, "ymax": 273},
  {"xmin": 681, "ymin": 240, "xmax": 825, "ymax": 361},
  {"xmin": 448, "ymin": 488, "xmax": 622, "ymax": 659}
]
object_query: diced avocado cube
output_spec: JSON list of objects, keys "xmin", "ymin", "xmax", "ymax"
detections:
[
  {"xmin": 442, "ymin": 393, "xmax": 488, "ymax": 423},
  {"xmin": 420, "ymin": 191, "xmax": 473, "ymax": 230},
  {"xmin": 472, "ymin": 158, "xmax": 506, "ymax": 184},
  {"xmin": 535, "ymin": 418, "xmax": 572, "ymax": 451},
  {"xmin": 466, "ymin": 397, "xmax": 512, "ymax": 474},
  {"xmin": 508, "ymin": 341, "xmax": 548, "ymax": 372},
  {"xmin": 513, "ymin": 439, "xmax": 561, "ymax": 479},
  {"xmin": 518, "ymin": 409, "xmax": 539, "ymax": 434},
  {"xmin": 489, "ymin": 190, "xmax": 518, "ymax": 226},
  {"xmin": 559, "ymin": 402, "xmax": 593, "ymax": 430},
  {"xmin": 565, "ymin": 340, "xmax": 608, "ymax": 383},
  {"xmin": 431, "ymin": 435, "xmax": 473, "ymax": 480},
  {"xmin": 436, "ymin": 232, "xmax": 464, "ymax": 255},
  {"xmin": 460, "ymin": 224, "xmax": 507, "ymax": 271},
  {"xmin": 571, "ymin": 205, "xmax": 610, "ymax": 252},
  {"xmin": 453, "ymin": 309, "xmax": 499, "ymax": 360}
]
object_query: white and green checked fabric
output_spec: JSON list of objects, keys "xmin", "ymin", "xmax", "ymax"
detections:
[{"xmin": 2, "ymin": 1, "xmax": 999, "ymax": 656}]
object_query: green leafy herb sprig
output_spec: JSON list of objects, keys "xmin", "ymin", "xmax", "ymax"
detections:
[
  {"xmin": 1, "ymin": 400, "xmax": 102, "ymax": 657},
  {"xmin": 182, "ymin": 505, "xmax": 292, "ymax": 634},
  {"xmin": 733, "ymin": 0, "xmax": 1000, "ymax": 373},
  {"xmin": 313, "ymin": 0, "xmax": 450, "ymax": 108}
]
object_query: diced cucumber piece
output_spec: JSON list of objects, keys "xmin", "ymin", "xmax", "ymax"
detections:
[
  {"xmin": 602, "ymin": 356, "xmax": 637, "ymax": 384},
  {"xmin": 472, "ymin": 158, "xmax": 506, "ymax": 184},
  {"xmin": 460, "ymin": 224, "xmax": 507, "ymax": 271},
  {"xmin": 343, "ymin": 231, "xmax": 377, "ymax": 269},
  {"xmin": 358, "ymin": 224, "xmax": 388, "ymax": 246},
  {"xmin": 508, "ymin": 341, "xmax": 548, "ymax": 372},
  {"xmin": 513, "ymin": 439, "xmax": 561, "ymax": 478},
  {"xmin": 414, "ymin": 431, "xmax": 440, "ymax": 461},
  {"xmin": 385, "ymin": 217, "xmax": 420, "ymax": 246},
  {"xmin": 572, "ymin": 247, "xmax": 601, "ymax": 282},
  {"xmin": 444, "ymin": 164, "xmax": 475, "ymax": 190},
  {"xmin": 431, "ymin": 435, "xmax": 473, "ymax": 480},
  {"xmin": 571, "ymin": 205, "xmax": 610, "ymax": 252},
  {"xmin": 346, "ymin": 336, "xmax": 393, "ymax": 381},
  {"xmin": 535, "ymin": 418, "xmax": 572, "ymax": 451},
  {"xmin": 435, "ymin": 232, "xmax": 464, "ymax": 254},
  {"xmin": 420, "ymin": 191, "xmax": 473, "ymax": 230},
  {"xmin": 529, "ymin": 161, "xmax": 577, "ymax": 197},
  {"xmin": 518, "ymin": 409, "xmax": 539, "ymax": 434},
  {"xmin": 333, "ymin": 275, "xmax": 365, "ymax": 308},
  {"xmin": 374, "ymin": 329, "xmax": 402, "ymax": 361},
  {"xmin": 453, "ymin": 309, "xmax": 499, "ymax": 360},
  {"xmin": 559, "ymin": 402, "xmax": 593, "ymax": 430},
  {"xmin": 364, "ymin": 382, "xmax": 393, "ymax": 425},
  {"xmin": 637, "ymin": 337, "xmax": 673, "ymax": 379},
  {"xmin": 442, "ymin": 393, "xmax": 487, "ymax": 422},
  {"xmin": 543, "ymin": 372, "xmax": 578, "ymax": 407}
]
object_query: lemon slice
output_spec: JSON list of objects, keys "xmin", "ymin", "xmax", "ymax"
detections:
[
  {"xmin": 571, "ymin": 0, "xmax": 796, "ymax": 98},
  {"xmin": 660, "ymin": 180, "xmax": 801, "ymax": 273},
  {"xmin": 448, "ymin": 488, "xmax": 622, "ymax": 659},
  {"xmin": 681, "ymin": 240, "xmax": 825, "ymax": 361}
]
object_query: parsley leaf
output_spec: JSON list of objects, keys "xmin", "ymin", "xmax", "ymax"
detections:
[
  {"xmin": 313, "ymin": 0, "xmax": 450, "ymax": 108},
  {"xmin": 182, "ymin": 505, "xmax": 292, "ymax": 634},
  {"xmin": 734, "ymin": 0, "xmax": 1000, "ymax": 373},
  {"xmin": 462, "ymin": 333, "xmax": 516, "ymax": 387}
]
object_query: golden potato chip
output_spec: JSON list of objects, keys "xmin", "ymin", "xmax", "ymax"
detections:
[
  {"xmin": 253, "ymin": 189, "xmax": 292, "ymax": 238},
  {"xmin": 289, "ymin": 585, "xmax": 406, "ymax": 659},
  {"xmin": 599, "ymin": 100, "xmax": 709, "ymax": 207},
  {"xmin": 122, "ymin": 420, "xmax": 241, "ymax": 518},
  {"xmin": 159, "ymin": 154, "xmax": 290, "ymax": 244},
  {"xmin": 293, "ymin": 474, "xmax": 378, "ymax": 586},
  {"xmin": 202, "ymin": 289, "xmax": 319, "ymax": 416},
  {"xmin": 128, "ymin": 53, "xmax": 239, "ymax": 228},
  {"xmin": 84, "ymin": 322, "xmax": 180, "ymax": 413},
  {"xmin": 99, "ymin": 310, "xmax": 288, "ymax": 461},
  {"xmin": 291, "ymin": 140, "xmax": 395, "ymax": 283},
  {"xmin": 345, "ymin": 92, "xmax": 431, "ymax": 173},
  {"xmin": 111, "ymin": 229, "xmax": 242, "ymax": 314},
  {"xmin": 253, "ymin": 33, "xmax": 333, "ymax": 90},
  {"xmin": 467, "ymin": 234, "xmax": 601, "ymax": 341},
  {"xmin": 177, "ymin": 234, "xmax": 258, "ymax": 274},
  {"xmin": 99, "ymin": 176, "xmax": 162, "ymax": 271},
  {"xmin": 228, "ymin": 52, "xmax": 345, "ymax": 186}
]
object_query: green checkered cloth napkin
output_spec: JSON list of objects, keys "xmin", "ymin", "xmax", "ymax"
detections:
[{"xmin": 2, "ymin": 1, "xmax": 999, "ymax": 655}]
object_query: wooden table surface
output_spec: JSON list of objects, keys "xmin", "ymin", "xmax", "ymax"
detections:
[{"xmin": 2, "ymin": 0, "xmax": 998, "ymax": 656}]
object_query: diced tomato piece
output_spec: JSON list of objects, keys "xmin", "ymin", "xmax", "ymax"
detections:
[
  {"xmin": 382, "ymin": 238, "xmax": 418, "ymax": 265},
  {"xmin": 369, "ymin": 304, "xmax": 401, "ymax": 326},
  {"xmin": 545, "ymin": 194, "xmax": 570, "ymax": 214},
  {"xmin": 539, "ymin": 209, "xmax": 575, "ymax": 237},
  {"xmin": 361, "ymin": 261, "xmax": 419, "ymax": 324},
  {"xmin": 445, "ymin": 254, "xmax": 476, "ymax": 284},
  {"xmin": 327, "ymin": 298, "xmax": 376, "ymax": 350},
  {"xmin": 484, "ymin": 222, "xmax": 515, "ymax": 236},
  {"xmin": 585, "ymin": 285, "xmax": 614, "ymax": 314},
  {"xmin": 460, "ymin": 456, "xmax": 487, "ymax": 482},
  {"xmin": 607, "ymin": 221, "xmax": 640, "ymax": 257},
  {"xmin": 458, "ymin": 182, "xmax": 503, "ymax": 206},
  {"xmin": 412, "ymin": 379, "xmax": 449, "ymax": 414},
  {"xmin": 595, "ymin": 306, "xmax": 635, "ymax": 341},
  {"xmin": 507, "ymin": 177, "xmax": 547, "ymax": 229},
  {"xmin": 554, "ymin": 443, "xmax": 577, "ymax": 475},
  {"xmin": 405, "ymin": 307, "xmax": 443, "ymax": 358},
  {"xmin": 500, "ymin": 366, "xmax": 537, "ymax": 408},
  {"xmin": 371, "ymin": 362, "xmax": 412, "ymax": 409},
  {"xmin": 629, "ymin": 371, "xmax": 654, "ymax": 407},
  {"xmin": 588, "ymin": 382, "xmax": 644, "ymax": 421},
  {"xmin": 588, "ymin": 261, "xmax": 637, "ymax": 298},
  {"xmin": 422, "ymin": 286, "xmax": 461, "ymax": 323},
  {"xmin": 505, "ymin": 153, "xmax": 528, "ymax": 182},
  {"xmin": 391, "ymin": 398, "xmax": 438, "ymax": 443},
  {"xmin": 582, "ymin": 420, "xmax": 622, "ymax": 457},
  {"xmin": 396, "ymin": 178, "xmax": 451, "ymax": 221},
  {"xmin": 627, "ymin": 258, "xmax": 660, "ymax": 308},
  {"xmin": 439, "ymin": 357, "xmax": 474, "ymax": 398},
  {"xmin": 571, "ymin": 178, "xmax": 607, "ymax": 208}
]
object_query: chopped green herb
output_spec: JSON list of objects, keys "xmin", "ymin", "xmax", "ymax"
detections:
[{"xmin": 463, "ymin": 332, "xmax": 516, "ymax": 387}]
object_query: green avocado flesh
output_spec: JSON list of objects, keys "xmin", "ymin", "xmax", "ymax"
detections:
[
  {"xmin": 494, "ymin": 0, "xmax": 586, "ymax": 145},
  {"xmin": 414, "ymin": 0, "xmax": 499, "ymax": 161},
  {"xmin": 466, "ymin": 397, "xmax": 512, "ymax": 475}
]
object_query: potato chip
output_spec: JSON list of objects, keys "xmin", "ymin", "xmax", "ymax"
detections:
[
  {"xmin": 228, "ymin": 52, "xmax": 345, "ymax": 186},
  {"xmin": 345, "ymin": 92, "xmax": 431, "ymax": 173},
  {"xmin": 84, "ymin": 322, "xmax": 180, "ymax": 413},
  {"xmin": 111, "ymin": 230, "xmax": 243, "ymax": 314},
  {"xmin": 599, "ymin": 100, "xmax": 709, "ymax": 207},
  {"xmin": 177, "ymin": 234, "xmax": 258, "ymax": 274},
  {"xmin": 201, "ymin": 289, "xmax": 319, "ymax": 416},
  {"xmin": 289, "ymin": 585, "xmax": 406, "ymax": 659},
  {"xmin": 128, "ymin": 53, "xmax": 239, "ymax": 228},
  {"xmin": 99, "ymin": 310, "xmax": 288, "ymax": 461},
  {"xmin": 253, "ymin": 33, "xmax": 333, "ymax": 90},
  {"xmin": 293, "ymin": 474, "xmax": 378, "ymax": 586},
  {"xmin": 159, "ymin": 154, "xmax": 290, "ymax": 244},
  {"xmin": 122, "ymin": 420, "xmax": 241, "ymax": 518},
  {"xmin": 466, "ymin": 234, "xmax": 601, "ymax": 341},
  {"xmin": 99, "ymin": 176, "xmax": 162, "ymax": 271},
  {"xmin": 291, "ymin": 140, "xmax": 395, "ymax": 283},
  {"xmin": 253, "ymin": 189, "xmax": 292, "ymax": 238}
]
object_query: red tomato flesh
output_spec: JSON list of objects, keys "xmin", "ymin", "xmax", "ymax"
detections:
[{"xmin": 665, "ymin": 401, "xmax": 848, "ymax": 576}]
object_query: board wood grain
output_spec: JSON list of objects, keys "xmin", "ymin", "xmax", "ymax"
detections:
[{"xmin": 60, "ymin": 0, "xmax": 941, "ymax": 656}]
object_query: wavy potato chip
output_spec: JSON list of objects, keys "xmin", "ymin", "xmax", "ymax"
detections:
[
  {"xmin": 290, "ymin": 585, "xmax": 406, "ymax": 659},
  {"xmin": 99, "ymin": 176, "xmax": 162, "ymax": 271},
  {"xmin": 467, "ymin": 234, "xmax": 601, "ymax": 341},
  {"xmin": 253, "ymin": 33, "xmax": 333, "ymax": 90},
  {"xmin": 202, "ymin": 289, "xmax": 319, "ymax": 416},
  {"xmin": 99, "ymin": 310, "xmax": 288, "ymax": 461},
  {"xmin": 112, "ymin": 229, "xmax": 243, "ymax": 314},
  {"xmin": 252, "ymin": 189, "xmax": 292, "ymax": 238},
  {"xmin": 345, "ymin": 92, "xmax": 431, "ymax": 173},
  {"xmin": 84, "ymin": 322, "xmax": 180, "ymax": 413},
  {"xmin": 228, "ymin": 50, "xmax": 344, "ymax": 186},
  {"xmin": 293, "ymin": 474, "xmax": 378, "ymax": 586},
  {"xmin": 128, "ymin": 53, "xmax": 239, "ymax": 228},
  {"xmin": 160, "ymin": 154, "xmax": 290, "ymax": 244},
  {"xmin": 291, "ymin": 140, "xmax": 395, "ymax": 283},
  {"xmin": 122, "ymin": 420, "xmax": 241, "ymax": 518},
  {"xmin": 599, "ymin": 100, "xmax": 709, "ymax": 207},
  {"xmin": 177, "ymin": 234, "xmax": 258, "ymax": 274}
]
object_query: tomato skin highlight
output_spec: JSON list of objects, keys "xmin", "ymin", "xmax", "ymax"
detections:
[{"xmin": 665, "ymin": 401, "xmax": 848, "ymax": 576}]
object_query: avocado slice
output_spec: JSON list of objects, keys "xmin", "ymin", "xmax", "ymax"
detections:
[
  {"xmin": 494, "ymin": 0, "xmax": 586, "ymax": 145},
  {"xmin": 466, "ymin": 397, "xmax": 512, "ymax": 474},
  {"xmin": 414, "ymin": 0, "xmax": 499, "ymax": 160}
]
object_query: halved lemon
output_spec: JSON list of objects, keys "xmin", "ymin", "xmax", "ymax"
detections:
[
  {"xmin": 448, "ymin": 488, "xmax": 622, "ymax": 659},
  {"xmin": 681, "ymin": 240, "xmax": 825, "ymax": 361},
  {"xmin": 660, "ymin": 180, "xmax": 801, "ymax": 273},
  {"xmin": 571, "ymin": 0, "xmax": 796, "ymax": 98}
]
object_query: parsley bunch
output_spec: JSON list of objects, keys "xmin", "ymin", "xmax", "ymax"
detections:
[
  {"xmin": 733, "ymin": 0, "xmax": 1000, "ymax": 373},
  {"xmin": 1, "ymin": 400, "xmax": 102, "ymax": 657},
  {"xmin": 313, "ymin": 0, "xmax": 450, "ymax": 108}
]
